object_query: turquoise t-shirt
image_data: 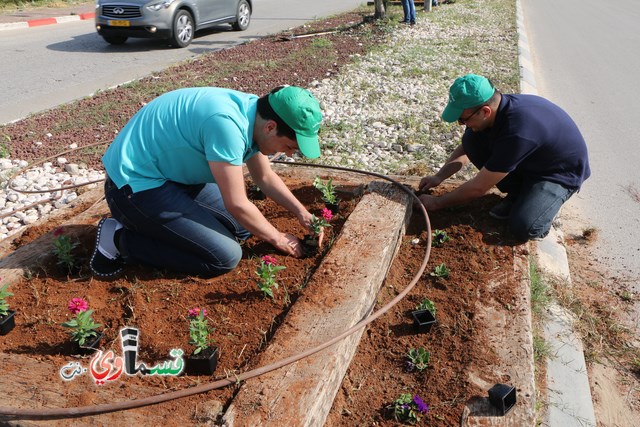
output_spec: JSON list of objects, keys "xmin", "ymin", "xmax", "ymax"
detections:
[{"xmin": 103, "ymin": 87, "xmax": 261, "ymax": 193}]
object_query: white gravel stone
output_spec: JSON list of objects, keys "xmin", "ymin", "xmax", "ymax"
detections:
[{"xmin": 0, "ymin": 16, "xmax": 487, "ymax": 242}]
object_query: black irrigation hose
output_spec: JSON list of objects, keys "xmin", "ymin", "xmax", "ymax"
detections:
[{"xmin": 0, "ymin": 161, "xmax": 432, "ymax": 420}]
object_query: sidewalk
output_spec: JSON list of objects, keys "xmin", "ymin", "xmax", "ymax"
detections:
[{"xmin": 0, "ymin": 2, "xmax": 95, "ymax": 31}]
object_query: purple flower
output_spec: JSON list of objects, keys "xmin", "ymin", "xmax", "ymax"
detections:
[{"xmin": 412, "ymin": 395, "xmax": 429, "ymax": 413}]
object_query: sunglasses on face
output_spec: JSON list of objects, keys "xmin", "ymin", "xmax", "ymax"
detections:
[{"xmin": 458, "ymin": 105, "xmax": 483, "ymax": 125}]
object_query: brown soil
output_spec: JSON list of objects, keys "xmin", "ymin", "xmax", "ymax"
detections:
[
  {"xmin": 0, "ymin": 8, "xmax": 532, "ymax": 427},
  {"xmin": 0, "ymin": 179, "xmax": 523, "ymax": 426}
]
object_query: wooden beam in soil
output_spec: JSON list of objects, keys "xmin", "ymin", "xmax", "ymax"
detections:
[{"xmin": 221, "ymin": 181, "xmax": 412, "ymax": 426}]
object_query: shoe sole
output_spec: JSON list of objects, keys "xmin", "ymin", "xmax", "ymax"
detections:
[
  {"xmin": 90, "ymin": 218, "xmax": 124, "ymax": 280},
  {"xmin": 489, "ymin": 211, "xmax": 509, "ymax": 220}
]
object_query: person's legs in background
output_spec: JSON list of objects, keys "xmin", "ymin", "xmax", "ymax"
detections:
[{"xmin": 400, "ymin": 0, "xmax": 411, "ymax": 23}]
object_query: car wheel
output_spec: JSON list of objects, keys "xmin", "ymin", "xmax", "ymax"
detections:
[
  {"xmin": 232, "ymin": 0, "xmax": 251, "ymax": 31},
  {"xmin": 102, "ymin": 35, "xmax": 128, "ymax": 45},
  {"xmin": 171, "ymin": 10, "xmax": 194, "ymax": 48}
]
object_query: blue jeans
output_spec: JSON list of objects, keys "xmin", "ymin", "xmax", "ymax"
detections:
[
  {"xmin": 506, "ymin": 179, "xmax": 576, "ymax": 241},
  {"xmin": 104, "ymin": 177, "xmax": 251, "ymax": 277},
  {"xmin": 401, "ymin": 0, "xmax": 416, "ymax": 23},
  {"xmin": 462, "ymin": 143, "xmax": 576, "ymax": 240}
]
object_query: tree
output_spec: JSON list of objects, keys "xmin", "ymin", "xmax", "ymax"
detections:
[{"xmin": 374, "ymin": 0, "xmax": 388, "ymax": 19}]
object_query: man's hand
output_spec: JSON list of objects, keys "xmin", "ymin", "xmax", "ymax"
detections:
[
  {"xmin": 273, "ymin": 232, "xmax": 303, "ymax": 257},
  {"xmin": 417, "ymin": 194, "xmax": 443, "ymax": 211},
  {"xmin": 418, "ymin": 175, "xmax": 443, "ymax": 193},
  {"xmin": 299, "ymin": 213, "xmax": 325, "ymax": 248}
]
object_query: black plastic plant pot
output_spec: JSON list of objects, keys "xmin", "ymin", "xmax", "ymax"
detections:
[
  {"xmin": 411, "ymin": 309, "xmax": 436, "ymax": 333},
  {"xmin": 76, "ymin": 332, "xmax": 104, "ymax": 355},
  {"xmin": 301, "ymin": 235, "xmax": 319, "ymax": 258},
  {"xmin": 186, "ymin": 346, "xmax": 219, "ymax": 375},
  {"xmin": 249, "ymin": 187, "xmax": 266, "ymax": 200},
  {"xmin": 488, "ymin": 383, "xmax": 516, "ymax": 415},
  {"xmin": 0, "ymin": 310, "xmax": 16, "ymax": 336},
  {"xmin": 325, "ymin": 201, "xmax": 340, "ymax": 215}
]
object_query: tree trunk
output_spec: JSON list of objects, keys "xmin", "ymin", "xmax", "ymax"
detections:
[{"xmin": 374, "ymin": 0, "xmax": 387, "ymax": 19}]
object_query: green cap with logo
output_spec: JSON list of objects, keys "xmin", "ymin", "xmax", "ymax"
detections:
[
  {"xmin": 268, "ymin": 86, "xmax": 323, "ymax": 159},
  {"xmin": 441, "ymin": 74, "xmax": 495, "ymax": 123}
]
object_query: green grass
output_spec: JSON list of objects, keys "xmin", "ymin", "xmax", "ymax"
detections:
[{"xmin": 530, "ymin": 259, "xmax": 551, "ymax": 318}]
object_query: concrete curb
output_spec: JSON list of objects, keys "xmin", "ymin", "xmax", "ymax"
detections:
[
  {"xmin": 517, "ymin": 1, "xmax": 596, "ymax": 425},
  {"xmin": 0, "ymin": 12, "xmax": 94, "ymax": 32}
]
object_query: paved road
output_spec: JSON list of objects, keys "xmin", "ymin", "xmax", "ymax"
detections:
[
  {"xmin": 522, "ymin": 0, "xmax": 640, "ymax": 282},
  {"xmin": 0, "ymin": 0, "xmax": 365, "ymax": 125}
]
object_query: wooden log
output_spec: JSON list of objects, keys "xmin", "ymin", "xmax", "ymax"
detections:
[{"xmin": 222, "ymin": 181, "xmax": 411, "ymax": 426}]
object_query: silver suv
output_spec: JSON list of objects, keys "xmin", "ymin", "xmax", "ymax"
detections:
[{"xmin": 95, "ymin": 0, "xmax": 252, "ymax": 48}]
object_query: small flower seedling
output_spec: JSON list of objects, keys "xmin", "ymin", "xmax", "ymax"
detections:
[
  {"xmin": 0, "ymin": 283, "xmax": 13, "ymax": 317},
  {"xmin": 309, "ymin": 208, "xmax": 333, "ymax": 236},
  {"xmin": 61, "ymin": 298, "xmax": 102, "ymax": 346},
  {"xmin": 431, "ymin": 229, "xmax": 450, "ymax": 247},
  {"xmin": 52, "ymin": 227, "xmax": 79, "ymax": 272},
  {"xmin": 416, "ymin": 298, "xmax": 436, "ymax": 315},
  {"xmin": 313, "ymin": 176, "xmax": 338, "ymax": 205},
  {"xmin": 256, "ymin": 255, "xmax": 286, "ymax": 298},
  {"xmin": 187, "ymin": 308, "xmax": 215, "ymax": 355},
  {"xmin": 430, "ymin": 263, "xmax": 450, "ymax": 278},
  {"xmin": 387, "ymin": 393, "xmax": 429, "ymax": 424},
  {"xmin": 406, "ymin": 347, "xmax": 431, "ymax": 372}
]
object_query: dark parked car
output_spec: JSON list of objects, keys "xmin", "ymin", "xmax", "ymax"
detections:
[{"xmin": 95, "ymin": 0, "xmax": 252, "ymax": 48}]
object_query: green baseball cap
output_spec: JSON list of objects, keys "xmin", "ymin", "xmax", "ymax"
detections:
[
  {"xmin": 441, "ymin": 74, "xmax": 495, "ymax": 123},
  {"xmin": 268, "ymin": 86, "xmax": 323, "ymax": 159}
]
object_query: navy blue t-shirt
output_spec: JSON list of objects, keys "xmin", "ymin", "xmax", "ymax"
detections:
[{"xmin": 461, "ymin": 94, "xmax": 590, "ymax": 190}]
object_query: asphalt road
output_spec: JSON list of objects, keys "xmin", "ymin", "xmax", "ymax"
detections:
[
  {"xmin": 0, "ymin": 0, "xmax": 365, "ymax": 125},
  {"xmin": 522, "ymin": 0, "xmax": 640, "ymax": 281}
]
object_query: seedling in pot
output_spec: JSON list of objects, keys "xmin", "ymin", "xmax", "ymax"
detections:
[
  {"xmin": 248, "ymin": 184, "xmax": 266, "ymax": 200},
  {"xmin": 313, "ymin": 176, "xmax": 340, "ymax": 214},
  {"xmin": 430, "ymin": 263, "xmax": 450, "ymax": 278},
  {"xmin": 431, "ymin": 229, "xmax": 450, "ymax": 247},
  {"xmin": 488, "ymin": 383, "xmax": 516, "ymax": 415},
  {"xmin": 301, "ymin": 208, "xmax": 333, "ymax": 257},
  {"xmin": 186, "ymin": 308, "xmax": 218, "ymax": 375},
  {"xmin": 0, "ymin": 283, "xmax": 15, "ymax": 335},
  {"xmin": 62, "ymin": 298, "xmax": 103, "ymax": 353},
  {"xmin": 411, "ymin": 310, "xmax": 436, "ymax": 333},
  {"xmin": 415, "ymin": 298, "xmax": 437, "ymax": 315}
]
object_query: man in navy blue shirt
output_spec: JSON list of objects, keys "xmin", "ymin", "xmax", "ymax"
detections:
[{"xmin": 418, "ymin": 74, "xmax": 590, "ymax": 241}]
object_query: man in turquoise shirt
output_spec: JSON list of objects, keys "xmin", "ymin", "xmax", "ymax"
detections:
[{"xmin": 91, "ymin": 85, "xmax": 324, "ymax": 279}]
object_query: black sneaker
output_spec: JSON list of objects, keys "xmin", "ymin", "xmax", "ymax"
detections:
[
  {"xmin": 489, "ymin": 200, "xmax": 513, "ymax": 220},
  {"xmin": 90, "ymin": 218, "xmax": 124, "ymax": 279}
]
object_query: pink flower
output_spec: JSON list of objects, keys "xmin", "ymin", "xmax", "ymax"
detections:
[
  {"xmin": 68, "ymin": 298, "xmax": 88, "ymax": 314},
  {"xmin": 188, "ymin": 307, "xmax": 207, "ymax": 318},
  {"xmin": 321, "ymin": 208, "xmax": 333, "ymax": 222},
  {"xmin": 53, "ymin": 227, "xmax": 65, "ymax": 237},
  {"xmin": 261, "ymin": 255, "xmax": 277, "ymax": 266}
]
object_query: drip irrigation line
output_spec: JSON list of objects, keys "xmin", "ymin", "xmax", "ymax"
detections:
[{"xmin": 0, "ymin": 161, "xmax": 432, "ymax": 420}]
